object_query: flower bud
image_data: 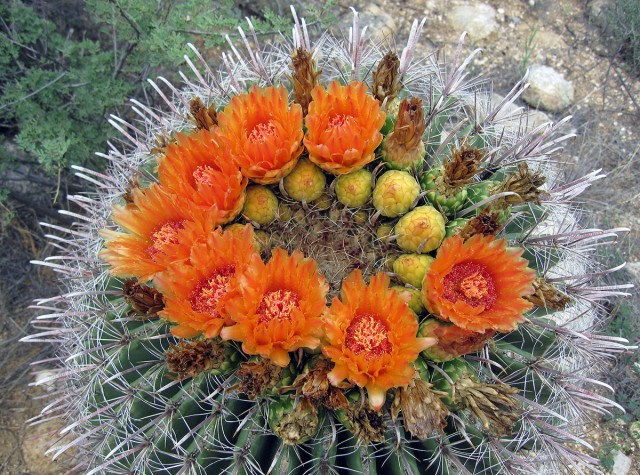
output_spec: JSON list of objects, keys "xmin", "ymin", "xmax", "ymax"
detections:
[
  {"xmin": 392, "ymin": 254, "xmax": 434, "ymax": 288},
  {"xmin": 372, "ymin": 170, "xmax": 420, "ymax": 218},
  {"xmin": 283, "ymin": 159, "xmax": 326, "ymax": 202},
  {"xmin": 335, "ymin": 168, "xmax": 372, "ymax": 207},
  {"xmin": 394, "ymin": 206, "xmax": 445, "ymax": 253},
  {"xmin": 243, "ymin": 185, "xmax": 279, "ymax": 225}
]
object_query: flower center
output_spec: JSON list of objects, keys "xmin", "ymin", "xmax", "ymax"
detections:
[
  {"xmin": 443, "ymin": 261, "xmax": 497, "ymax": 309},
  {"xmin": 190, "ymin": 265, "xmax": 236, "ymax": 316},
  {"xmin": 147, "ymin": 220, "xmax": 185, "ymax": 257},
  {"xmin": 249, "ymin": 122, "xmax": 276, "ymax": 143},
  {"xmin": 328, "ymin": 114, "xmax": 352, "ymax": 129},
  {"xmin": 257, "ymin": 289, "xmax": 300, "ymax": 325},
  {"xmin": 193, "ymin": 165, "xmax": 215, "ymax": 187},
  {"xmin": 344, "ymin": 313, "xmax": 392, "ymax": 359}
]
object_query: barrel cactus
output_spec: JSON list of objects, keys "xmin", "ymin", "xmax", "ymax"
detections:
[{"xmin": 25, "ymin": 8, "xmax": 633, "ymax": 475}]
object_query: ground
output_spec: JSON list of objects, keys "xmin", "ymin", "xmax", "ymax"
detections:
[{"xmin": 0, "ymin": 0, "xmax": 638, "ymax": 473}]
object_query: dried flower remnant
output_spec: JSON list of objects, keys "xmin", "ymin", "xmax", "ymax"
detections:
[
  {"xmin": 291, "ymin": 48, "xmax": 321, "ymax": 116},
  {"xmin": 458, "ymin": 210, "xmax": 501, "ymax": 239},
  {"xmin": 235, "ymin": 359, "xmax": 284, "ymax": 400},
  {"xmin": 381, "ymin": 97, "xmax": 426, "ymax": 169},
  {"xmin": 123, "ymin": 279, "xmax": 164, "ymax": 318},
  {"xmin": 165, "ymin": 339, "xmax": 225, "ymax": 380},
  {"xmin": 189, "ymin": 97, "xmax": 217, "ymax": 130},
  {"xmin": 524, "ymin": 277, "xmax": 572, "ymax": 309},
  {"xmin": 496, "ymin": 161, "xmax": 548, "ymax": 206},
  {"xmin": 443, "ymin": 145, "xmax": 485, "ymax": 188},
  {"xmin": 391, "ymin": 376, "xmax": 450, "ymax": 439},
  {"xmin": 455, "ymin": 377, "xmax": 522, "ymax": 436},
  {"xmin": 371, "ymin": 51, "xmax": 400, "ymax": 105}
]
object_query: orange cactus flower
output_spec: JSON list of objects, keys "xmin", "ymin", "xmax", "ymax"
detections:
[
  {"xmin": 154, "ymin": 226, "xmax": 260, "ymax": 338},
  {"xmin": 421, "ymin": 235, "xmax": 536, "ymax": 333},
  {"xmin": 304, "ymin": 81, "xmax": 386, "ymax": 175},
  {"xmin": 220, "ymin": 248, "xmax": 328, "ymax": 367},
  {"xmin": 322, "ymin": 271, "xmax": 436, "ymax": 410},
  {"xmin": 100, "ymin": 184, "xmax": 218, "ymax": 282},
  {"xmin": 158, "ymin": 128, "xmax": 247, "ymax": 223},
  {"xmin": 217, "ymin": 86, "xmax": 304, "ymax": 184}
]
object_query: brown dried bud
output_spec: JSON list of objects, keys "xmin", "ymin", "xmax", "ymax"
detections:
[
  {"xmin": 497, "ymin": 162, "xmax": 548, "ymax": 206},
  {"xmin": 388, "ymin": 98, "xmax": 426, "ymax": 149},
  {"xmin": 455, "ymin": 377, "xmax": 521, "ymax": 436},
  {"xmin": 122, "ymin": 176, "xmax": 142, "ymax": 206},
  {"xmin": 150, "ymin": 131, "xmax": 175, "ymax": 155},
  {"xmin": 443, "ymin": 145, "xmax": 485, "ymax": 188},
  {"xmin": 291, "ymin": 48, "xmax": 321, "ymax": 115},
  {"xmin": 391, "ymin": 377, "xmax": 450, "ymax": 440},
  {"xmin": 166, "ymin": 339, "xmax": 225, "ymax": 380},
  {"xmin": 235, "ymin": 360, "xmax": 283, "ymax": 400},
  {"xmin": 271, "ymin": 398, "xmax": 320, "ymax": 445},
  {"xmin": 123, "ymin": 279, "xmax": 164, "ymax": 318},
  {"xmin": 189, "ymin": 97, "xmax": 217, "ymax": 130},
  {"xmin": 280, "ymin": 358, "xmax": 350, "ymax": 410},
  {"xmin": 372, "ymin": 51, "xmax": 400, "ymax": 105},
  {"xmin": 459, "ymin": 210, "xmax": 501, "ymax": 240},
  {"xmin": 342, "ymin": 402, "xmax": 386, "ymax": 445},
  {"xmin": 524, "ymin": 277, "xmax": 572, "ymax": 309}
]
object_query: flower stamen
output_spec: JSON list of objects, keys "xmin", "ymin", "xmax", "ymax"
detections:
[
  {"xmin": 329, "ymin": 114, "xmax": 352, "ymax": 129},
  {"xmin": 148, "ymin": 220, "xmax": 185, "ymax": 257},
  {"xmin": 192, "ymin": 165, "xmax": 215, "ymax": 187},
  {"xmin": 258, "ymin": 289, "xmax": 300, "ymax": 325},
  {"xmin": 190, "ymin": 265, "xmax": 236, "ymax": 315},
  {"xmin": 443, "ymin": 261, "xmax": 497, "ymax": 309},
  {"xmin": 249, "ymin": 122, "xmax": 277, "ymax": 143},
  {"xmin": 345, "ymin": 313, "xmax": 392, "ymax": 359}
]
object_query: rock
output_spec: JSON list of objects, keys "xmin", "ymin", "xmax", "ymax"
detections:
[
  {"xmin": 589, "ymin": 0, "xmax": 611, "ymax": 20},
  {"xmin": 337, "ymin": 4, "xmax": 397, "ymax": 45},
  {"xmin": 522, "ymin": 65, "xmax": 575, "ymax": 112},
  {"xmin": 448, "ymin": 3, "xmax": 498, "ymax": 41},
  {"xmin": 611, "ymin": 450, "xmax": 632, "ymax": 475},
  {"xmin": 626, "ymin": 261, "xmax": 640, "ymax": 282},
  {"xmin": 465, "ymin": 93, "xmax": 551, "ymax": 136},
  {"xmin": 630, "ymin": 421, "xmax": 640, "ymax": 448}
]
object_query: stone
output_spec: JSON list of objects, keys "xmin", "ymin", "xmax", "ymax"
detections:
[
  {"xmin": 522, "ymin": 65, "xmax": 575, "ymax": 112},
  {"xmin": 448, "ymin": 3, "xmax": 498, "ymax": 41},
  {"xmin": 611, "ymin": 450, "xmax": 632, "ymax": 475},
  {"xmin": 626, "ymin": 261, "xmax": 640, "ymax": 282},
  {"xmin": 337, "ymin": 4, "xmax": 397, "ymax": 45}
]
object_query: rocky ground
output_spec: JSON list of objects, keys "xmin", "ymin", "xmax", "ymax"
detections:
[{"xmin": 1, "ymin": 0, "xmax": 638, "ymax": 473}]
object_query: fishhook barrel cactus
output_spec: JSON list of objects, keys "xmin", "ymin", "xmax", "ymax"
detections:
[{"xmin": 25, "ymin": 7, "xmax": 634, "ymax": 475}]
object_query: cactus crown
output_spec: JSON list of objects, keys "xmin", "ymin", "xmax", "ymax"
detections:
[{"xmin": 24, "ymin": 8, "xmax": 633, "ymax": 475}]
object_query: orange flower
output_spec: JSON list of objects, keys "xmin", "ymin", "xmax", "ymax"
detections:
[
  {"xmin": 100, "ymin": 184, "xmax": 218, "ymax": 282},
  {"xmin": 419, "ymin": 318, "xmax": 496, "ymax": 362},
  {"xmin": 421, "ymin": 235, "xmax": 536, "ymax": 333},
  {"xmin": 322, "ymin": 271, "xmax": 435, "ymax": 410},
  {"xmin": 217, "ymin": 86, "xmax": 303, "ymax": 184},
  {"xmin": 158, "ymin": 129, "xmax": 247, "ymax": 223},
  {"xmin": 154, "ymin": 226, "xmax": 260, "ymax": 338},
  {"xmin": 304, "ymin": 81, "xmax": 386, "ymax": 175},
  {"xmin": 220, "ymin": 248, "xmax": 328, "ymax": 367}
]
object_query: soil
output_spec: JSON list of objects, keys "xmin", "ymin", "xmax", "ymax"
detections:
[{"xmin": 1, "ymin": 0, "xmax": 638, "ymax": 474}]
